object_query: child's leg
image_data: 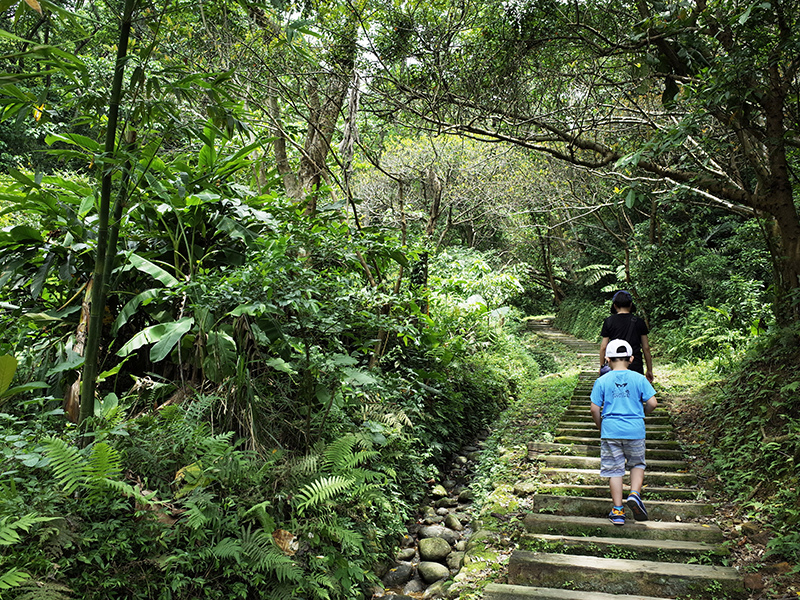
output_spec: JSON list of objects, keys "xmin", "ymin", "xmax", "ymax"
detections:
[
  {"xmin": 630, "ymin": 467, "xmax": 644, "ymax": 494},
  {"xmin": 609, "ymin": 476, "xmax": 624, "ymax": 506}
]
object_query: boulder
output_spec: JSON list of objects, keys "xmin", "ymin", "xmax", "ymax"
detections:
[
  {"xmin": 382, "ymin": 562, "xmax": 414, "ymax": 588},
  {"xmin": 419, "ymin": 525, "xmax": 459, "ymax": 546},
  {"xmin": 457, "ymin": 489, "xmax": 474, "ymax": 503},
  {"xmin": 418, "ymin": 561, "xmax": 450, "ymax": 584},
  {"xmin": 419, "ymin": 536, "xmax": 451, "ymax": 561},
  {"xmin": 444, "ymin": 514, "xmax": 463, "ymax": 531},
  {"xmin": 396, "ymin": 548, "xmax": 415, "ymax": 561},
  {"xmin": 431, "ymin": 484, "xmax": 448, "ymax": 498},
  {"xmin": 447, "ymin": 551, "xmax": 465, "ymax": 571},
  {"xmin": 403, "ymin": 578, "xmax": 426, "ymax": 594},
  {"xmin": 434, "ymin": 497, "xmax": 458, "ymax": 508}
]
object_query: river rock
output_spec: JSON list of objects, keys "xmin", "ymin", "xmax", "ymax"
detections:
[
  {"xmin": 436, "ymin": 507, "xmax": 449, "ymax": 516},
  {"xmin": 462, "ymin": 445, "xmax": 478, "ymax": 452},
  {"xmin": 454, "ymin": 540, "xmax": 466, "ymax": 552},
  {"xmin": 418, "ymin": 561, "xmax": 449, "ymax": 584},
  {"xmin": 430, "ymin": 484, "xmax": 448, "ymax": 498},
  {"xmin": 419, "ymin": 536, "xmax": 451, "ymax": 561},
  {"xmin": 455, "ymin": 456, "xmax": 468, "ymax": 465},
  {"xmin": 396, "ymin": 547, "xmax": 415, "ymax": 561},
  {"xmin": 434, "ymin": 497, "xmax": 458, "ymax": 508},
  {"xmin": 421, "ymin": 506, "xmax": 437, "ymax": 519},
  {"xmin": 444, "ymin": 514, "xmax": 463, "ymax": 531},
  {"xmin": 403, "ymin": 578, "xmax": 425, "ymax": 594},
  {"xmin": 447, "ymin": 551, "xmax": 465, "ymax": 570},
  {"xmin": 382, "ymin": 562, "xmax": 414, "ymax": 588},
  {"xmin": 419, "ymin": 525, "xmax": 459, "ymax": 546},
  {"xmin": 424, "ymin": 515, "xmax": 444, "ymax": 525},
  {"xmin": 457, "ymin": 489, "xmax": 474, "ymax": 503},
  {"xmin": 423, "ymin": 580, "xmax": 448, "ymax": 598}
]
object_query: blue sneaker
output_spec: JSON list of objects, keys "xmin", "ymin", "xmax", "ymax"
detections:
[
  {"xmin": 608, "ymin": 507, "xmax": 625, "ymax": 526},
  {"xmin": 626, "ymin": 492, "xmax": 648, "ymax": 521}
]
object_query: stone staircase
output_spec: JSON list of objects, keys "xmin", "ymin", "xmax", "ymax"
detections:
[{"xmin": 485, "ymin": 320, "xmax": 744, "ymax": 600}]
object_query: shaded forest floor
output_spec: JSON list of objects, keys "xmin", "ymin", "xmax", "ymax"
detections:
[{"xmin": 452, "ymin": 321, "xmax": 800, "ymax": 600}]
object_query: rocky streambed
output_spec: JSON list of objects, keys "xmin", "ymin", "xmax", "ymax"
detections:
[{"xmin": 374, "ymin": 436, "xmax": 490, "ymax": 599}]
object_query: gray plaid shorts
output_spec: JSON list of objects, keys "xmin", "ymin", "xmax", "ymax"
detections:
[{"xmin": 600, "ymin": 438, "xmax": 646, "ymax": 477}]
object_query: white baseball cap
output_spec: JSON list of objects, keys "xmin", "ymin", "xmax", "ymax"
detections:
[{"xmin": 605, "ymin": 339, "xmax": 633, "ymax": 358}]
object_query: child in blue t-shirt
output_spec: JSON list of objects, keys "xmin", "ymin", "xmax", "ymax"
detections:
[{"xmin": 591, "ymin": 339, "xmax": 657, "ymax": 525}]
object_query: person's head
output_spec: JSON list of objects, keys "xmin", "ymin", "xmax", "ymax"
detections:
[
  {"xmin": 610, "ymin": 290, "xmax": 636, "ymax": 314},
  {"xmin": 605, "ymin": 339, "xmax": 633, "ymax": 368}
]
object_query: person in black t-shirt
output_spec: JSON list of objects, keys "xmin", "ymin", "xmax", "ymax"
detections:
[{"xmin": 599, "ymin": 290, "xmax": 654, "ymax": 382}]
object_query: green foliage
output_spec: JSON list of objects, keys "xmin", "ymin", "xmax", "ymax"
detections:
[
  {"xmin": 553, "ymin": 298, "xmax": 608, "ymax": 342},
  {"xmin": 702, "ymin": 324, "xmax": 800, "ymax": 562}
]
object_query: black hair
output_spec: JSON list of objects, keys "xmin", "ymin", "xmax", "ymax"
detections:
[
  {"xmin": 609, "ymin": 356, "xmax": 631, "ymax": 363},
  {"xmin": 610, "ymin": 290, "xmax": 636, "ymax": 313}
]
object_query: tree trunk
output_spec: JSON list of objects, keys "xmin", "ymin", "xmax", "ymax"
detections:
[{"xmin": 78, "ymin": 0, "xmax": 136, "ymax": 427}]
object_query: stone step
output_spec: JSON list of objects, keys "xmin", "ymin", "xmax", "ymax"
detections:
[
  {"xmin": 535, "ymin": 483, "xmax": 701, "ymax": 501},
  {"xmin": 523, "ymin": 513, "xmax": 725, "ymax": 542},
  {"xmin": 529, "ymin": 442, "xmax": 683, "ymax": 461},
  {"xmin": 555, "ymin": 428, "xmax": 674, "ymax": 440},
  {"xmin": 484, "ymin": 583, "xmax": 669, "ymax": 600},
  {"xmin": 563, "ymin": 409, "xmax": 669, "ymax": 421},
  {"xmin": 507, "ymin": 551, "xmax": 744, "ymax": 598},
  {"xmin": 533, "ymin": 494, "xmax": 713, "ymax": 520},
  {"xmin": 524, "ymin": 532, "xmax": 729, "ymax": 559},
  {"xmin": 558, "ymin": 421, "xmax": 672, "ymax": 431},
  {"xmin": 541, "ymin": 467, "xmax": 696, "ymax": 486},
  {"xmin": 538, "ymin": 455, "xmax": 688, "ymax": 472},
  {"xmin": 553, "ymin": 437, "xmax": 681, "ymax": 449}
]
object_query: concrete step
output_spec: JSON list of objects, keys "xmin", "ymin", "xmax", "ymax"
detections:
[
  {"xmin": 555, "ymin": 428, "xmax": 674, "ymax": 440},
  {"xmin": 484, "ymin": 583, "xmax": 669, "ymax": 600},
  {"xmin": 541, "ymin": 467, "xmax": 696, "ymax": 486},
  {"xmin": 524, "ymin": 533, "xmax": 729, "ymax": 560},
  {"xmin": 507, "ymin": 551, "xmax": 744, "ymax": 598},
  {"xmin": 523, "ymin": 513, "xmax": 725, "ymax": 542},
  {"xmin": 562, "ymin": 410, "xmax": 669, "ymax": 423},
  {"xmin": 538, "ymin": 455, "xmax": 688, "ymax": 472},
  {"xmin": 529, "ymin": 442, "xmax": 684, "ymax": 461},
  {"xmin": 533, "ymin": 494, "xmax": 713, "ymax": 520},
  {"xmin": 553, "ymin": 437, "xmax": 681, "ymax": 449},
  {"xmin": 558, "ymin": 421, "xmax": 673, "ymax": 432},
  {"xmin": 535, "ymin": 483, "xmax": 702, "ymax": 501}
]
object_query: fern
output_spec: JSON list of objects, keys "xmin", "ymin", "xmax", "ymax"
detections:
[
  {"xmin": 0, "ymin": 514, "xmax": 55, "ymax": 546},
  {"xmin": 42, "ymin": 438, "xmax": 85, "ymax": 495},
  {"xmin": 209, "ymin": 537, "xmax": 243, "ymax": 562},
  {"xmin": 12, "ymin": 580, "xmax": 73, "ymax": 599},
  {"xmin": 240, "ymin": 528, "xmax": 303, "ymax": 582},
  {"xmin": 322, "ymin": 434, "xmax": 358, "ymax": 470},
  {"xmin": 0, "ymin": 567, "xmax": 30, "ymax": 591},
  {"xmin": 294, "ymin": 476, "xmax": 355, "ymax": 516}
]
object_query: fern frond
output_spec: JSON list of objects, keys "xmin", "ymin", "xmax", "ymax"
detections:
[
  {"xmin": 85, "ymin": 442, "xmax": 122, "ymax": 481},
  {"xmin": 290, "ymin": 454, "xmax": 319, "ymax": 477},
  {"xmin": 240, "ymin": 529, "xmax": 303, "ymax": 582},
  {"xmin": 211, "ymin": 537, "xmax": 243, "ymax": 562},
  {"xmin": 338, "ymin": 450, "xmax": 379, "ymax": 472},
  {"xmin": 322, "ymin": 434, "xmax": 358, "ymax": 470},
  {"xmin": 0, "ymin": 567, "xmax": 30, "ymax": 590},
  {"xmin": 0, "ymin": 514, "xmax": 55, "ymax": 546},
  {"xmin": 43, "ymin": 437, "xmax": 87, "ymax": 495},
  {"xmin": 295, "ymin": 476, "xmax": 354, "ymax": 516},
  {"xmin": 13, "ymin": 579, "xmax": 73, "ymax": 599}
]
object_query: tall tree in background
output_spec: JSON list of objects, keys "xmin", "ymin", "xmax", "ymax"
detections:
[{"xmin": 365, "ymin": 0, "xmax": 800, "ymax": 322}]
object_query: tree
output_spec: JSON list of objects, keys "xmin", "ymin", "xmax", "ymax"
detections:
[{"xmin": 364, "ymin": 0, "xmax": 800, "ymax": 322}]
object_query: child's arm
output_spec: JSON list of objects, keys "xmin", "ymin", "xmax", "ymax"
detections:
[
  {"xmin": 590, "ymin": 403, "xmax": 602, "ymax": 430},
  {"xmin": 644, "ymin": 395, "xmax": 657, "ymax": 415}
]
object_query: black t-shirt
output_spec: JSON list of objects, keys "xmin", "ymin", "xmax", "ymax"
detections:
[{"xmin": 601, "ymin": 313, "xmax": 650, "ymax": 374}]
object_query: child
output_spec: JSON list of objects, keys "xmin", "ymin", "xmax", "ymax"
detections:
[{"xmin": 591, "ymin": 339, "xmax": 657, "ymax": 525}]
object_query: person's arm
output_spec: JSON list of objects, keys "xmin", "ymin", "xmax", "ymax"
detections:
[
  {"xmin": 641, "ymin": 334, "xmax": 654, "ymax": 382},
  {"xmin": 591, "ymin": 402, "xmax": 602, "ymax": 430},
  {"xmin": 599, "ymin": 337, "xmax": 610, "ymax": 370},
  {"xmin": 644, "ymin": 395, "xmax": 657, "ymax": 415}
]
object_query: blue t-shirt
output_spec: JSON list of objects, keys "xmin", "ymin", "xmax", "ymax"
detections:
[{"xmin": 590, "ymin": 369, "xmax": 656, "ymax": 439}]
